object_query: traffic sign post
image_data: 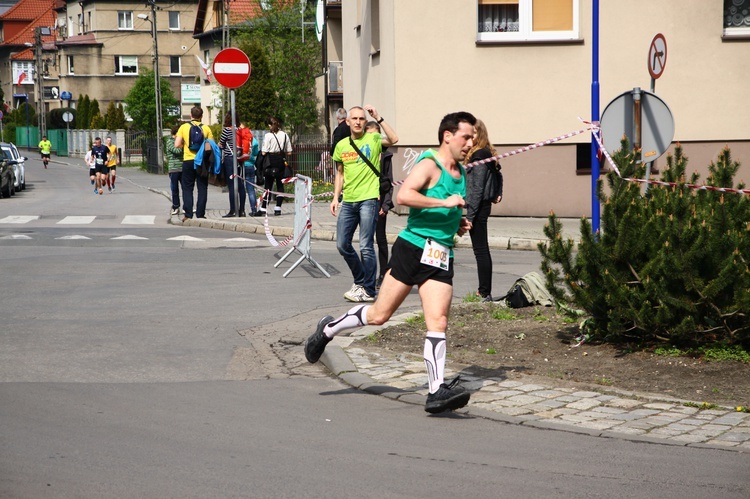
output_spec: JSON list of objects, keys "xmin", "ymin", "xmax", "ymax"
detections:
[
  {"xmin": 648, "ymin": 33, "xmax": 667, "ymax": 91},
  {"xmin": 646, "ymin": 33, "xmax": 667, "ymax": 188},
  {"xmin": 212, "ymin": 48, "xmax": 252, "ymax": 217},
  {"xmin": 600, "ymin": 89, "xmax": 674, "ymax": 193}
]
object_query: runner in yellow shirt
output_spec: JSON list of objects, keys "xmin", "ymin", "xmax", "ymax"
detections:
[
  {"xmin": 105, "ymin": 136, "xmax": 119, "ymax": 192},
  {"xmin": 38, "ymin": 135, "xmax": 52, "ymax": 169}
]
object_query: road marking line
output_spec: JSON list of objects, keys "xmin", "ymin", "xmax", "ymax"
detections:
[
  {"xmin": 56, "ymin": 235, "xmax": 91, "ymax": 240},
  {"xmin": 122, "ymin": 215, "xmax": 156, "ymax": 225},
  {"xmin": 58, "ymin": 216, "xmax": 96, "ymax": 225},
  {"xmin": 0, "ymin": 216, "xmax": 39, "ymax": 224},
  {"xmin": 0, "ymin": 234, "xmax": 33, "ymax": 239},
  {"xmin": 111, "ymin": 235, "xmax": 149, "ymax": 240},
  {"xmin": 167, "ymin": 235, "xmax": 204, "ymax": 241}
]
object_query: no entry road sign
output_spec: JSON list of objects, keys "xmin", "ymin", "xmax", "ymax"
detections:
[{"xmin": 212, "ymin": 48, "xmax": 251, "ymax": 89}]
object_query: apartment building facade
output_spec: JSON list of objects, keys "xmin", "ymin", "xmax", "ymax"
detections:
[{"xmin": 323, "ymin": 1, "xmax": 750, "ymax": 217}]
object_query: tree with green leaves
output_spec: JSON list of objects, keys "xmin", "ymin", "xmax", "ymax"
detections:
[
  {"xmin": 122, "ymin": 68, "xmax": 179, "ymax": 134},
  {"xmin": 89, "ymin": 99, "xmax": 100, "ymax": 126},
  {"xmin": 116, "ymin": 103, "xmax": 126, "ymax": 129},
  {"xmin": 77, "ymin": 95, "xmax": 90, "ymax": 129},
  {"xmin": 232, "ymin": 0, "xmax": 321, "ymax": 138},
  {"xmin": 233, "ymin": 38, "xmax": 275, "ymax": 129},
  {"xmin": 540, "ymin": 141, "xmax": 750, "ymax": 349}
]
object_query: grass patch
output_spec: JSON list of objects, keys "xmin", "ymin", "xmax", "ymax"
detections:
[
  {"xmin": 463, "ymin": 293, "xmax": 481, "ymax": 303},
  {"xmin": 684, "ymin": 401, "xmax": 720, "ymax": 410},
  {"xmin": 655, "ymin": 344, "xmax": 750, "ymax": 363},
  {"xmin": 311, "ymin": 180, "xmax": 335, "ymax": 199},
  {"xmin": 404, "ymin": 314, "xmax": 425, "ymax": 327},
  {"xmin": 533, "ymin": 309, "xmax": 549, "ymax": 322},
  {"xmin": 654, "ymin": 347, "xmax": 685, "ymax": 357},
  {"xmin": 485, "ymin": 347, "xmax": 497, "ymax": 355},
  {"xmin": 699, "ymin": 345, "xmax": 750, "ymax": 363},
  {"xmin": 593, "ymin": 377, "xmax": 613, "ymax": 386},
  {"xmin": 491, "ymin": 307, "xmax": 517, "ymax": 321}
]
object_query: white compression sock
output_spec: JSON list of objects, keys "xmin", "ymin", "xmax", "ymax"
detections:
[
  {"xmin": 423, "ymin": 332, "xmax": 446, "ymax": 394},
  {"xmin": 323, "ymin": 305, "xmax": 370, "ymax": 338}
]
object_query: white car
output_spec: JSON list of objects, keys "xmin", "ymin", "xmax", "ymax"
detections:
[{"xmin": 0, "ymin": 142, "xmax": 26, "ymax": 192}]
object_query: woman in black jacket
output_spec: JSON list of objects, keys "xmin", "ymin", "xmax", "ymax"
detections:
[
  {"xmin": 464, "ymin": 119, "xmax": 503, "ymax": 301},
  {"xmin": 365, "ymin": 121, "xmax": 394, "ymax": 290}
]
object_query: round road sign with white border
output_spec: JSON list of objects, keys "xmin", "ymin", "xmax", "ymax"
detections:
[
  {"xmin": 648, "ymin": 33, "xmax": 667, "ymax": 79},
  {"xmin": 212, "ymin": 48, "xmax": 251, "ymax": 89}
]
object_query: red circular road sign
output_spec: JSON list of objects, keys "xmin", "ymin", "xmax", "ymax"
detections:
[
  {"xmin": 212, "ymin": 48, "xmax": 251, "ymax": 89},
  {"xmin": 648, "ymin": 33, "xmax": 667, "ymax": 80}
]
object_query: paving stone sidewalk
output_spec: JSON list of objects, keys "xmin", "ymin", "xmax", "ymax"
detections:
[{"xmin": 319, "ymin": 313, "xmax": 750, "ymax": 452}]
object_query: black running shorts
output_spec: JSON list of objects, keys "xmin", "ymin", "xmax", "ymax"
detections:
[{"xmin": 388, "ymin": 236, "xmax": 454, "ymax": 287}]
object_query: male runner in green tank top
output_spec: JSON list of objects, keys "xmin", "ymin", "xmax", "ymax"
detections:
[{"xmin": 306, "ymin": 111, "xmax": 477, "ymax": 414}]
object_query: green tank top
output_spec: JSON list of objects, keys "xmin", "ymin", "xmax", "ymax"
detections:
[{"xmin": 398, "ymin": 149, "xmax": 466, "ymax": 256}]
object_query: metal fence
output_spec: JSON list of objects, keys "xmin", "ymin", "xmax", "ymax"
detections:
[{"xmin": 289, "ymin": 142, "xmax": 334, "ymax": 183}]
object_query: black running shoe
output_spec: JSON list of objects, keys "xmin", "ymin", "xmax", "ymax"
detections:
[
  {"xmin": 424, "ymin": 377, "xmax": 470, "ymax": 414},
  {"xmin": 304, "ymin": 315, "xmax": 334, "ymax": 363}
]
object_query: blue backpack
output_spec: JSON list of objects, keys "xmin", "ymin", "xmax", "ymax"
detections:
[{"xmin": 188, "ymin": 122, "xmax": 204, "ymax": 152}]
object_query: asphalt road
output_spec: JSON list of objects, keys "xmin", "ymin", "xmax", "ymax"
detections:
[{"xmin": 1, "ymin": 157, "xmax": 748, "ymax": 498}]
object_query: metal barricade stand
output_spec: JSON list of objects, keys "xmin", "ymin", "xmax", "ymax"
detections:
[{"xmin": 274, "ymin": 174, "xmax": 331, "ymax": 278}]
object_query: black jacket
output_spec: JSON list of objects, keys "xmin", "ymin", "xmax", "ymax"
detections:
[
  {"xmin": 465, "ymin": 148, "xmax": 503, "ymax": 223},
  {"xmin": 330, "ymin": 122, "xmax": 351, "ymax": 156},
  {"xmin": 379, "ymin": 151, "xmax": 394, "ymax": 212}
]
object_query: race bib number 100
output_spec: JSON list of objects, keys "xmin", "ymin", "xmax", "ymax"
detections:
[{"xmin": 420, "ymin": 239, "xmax": 449, "ymax": 271}]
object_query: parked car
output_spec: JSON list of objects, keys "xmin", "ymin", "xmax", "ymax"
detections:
[
  {"xmin": 0, "ymin": 159, "xmax": 15, "ymax": 198},
  {"xmin": 0, "ymin": 142, "xmax": 26, "ymax": 192}
]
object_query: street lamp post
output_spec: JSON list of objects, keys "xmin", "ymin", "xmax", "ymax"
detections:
[{"xmin": 138, "ymin": 2, "xmax": 163, "ymax": 171}]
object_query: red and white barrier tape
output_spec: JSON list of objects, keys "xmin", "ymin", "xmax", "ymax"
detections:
[{"xmin": 591, "ymin": 129, "xmax": 750, "ymax": 196}]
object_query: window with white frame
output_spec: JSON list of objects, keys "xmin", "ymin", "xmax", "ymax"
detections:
[
  {"xmin": 12, "ymin": 61, "xmax": 34, "ymax": 85},
  {"xmin": 67, "ymin": 55, "xmax": 74, "ymax": 75},
  {"xmin": 114, "ymin": 55, "xmax": 138, "ymax": 74},
  {"xmin": 170, "ymin": 56, "xmax": 181, "ymax": 75},
  {"xmin": 169, "ymin": 11, "xmax": 180, "ymax": 30},
  {"xmin": 724, "ymin": 0, "xmax": 750, "ymax": 37},
  {"xmin": 118, "ymin": 11, "xmax": 134, "ymax": 30},
  {"xmin": 77, "ymin": 13, "xmax": 83, "ymax": 34},
  {"xmin": 477, "ymin": 0, "xmax": 579, "ymax": 42}
]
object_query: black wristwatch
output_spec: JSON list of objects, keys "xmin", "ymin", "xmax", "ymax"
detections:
[{"xmin": 377, "ymin": 117, "xmax": 384, "ymax": 124}]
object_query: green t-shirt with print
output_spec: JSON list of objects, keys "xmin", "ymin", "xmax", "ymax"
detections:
[{"xmin": 332, "ymin": 132, "xmax": 382, "ymax": 202}]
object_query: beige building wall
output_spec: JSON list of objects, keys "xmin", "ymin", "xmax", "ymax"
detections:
[{"xmin": 335, "ymin": 0, "xmax": 749, "ymax": 217}]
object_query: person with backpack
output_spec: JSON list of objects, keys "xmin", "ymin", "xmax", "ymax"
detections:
[
  {"xmin": 238, "ymin": 121, "xmax": 260, "ymax": 216},
  {"xmin": 464, "ymin": 119, "xmax": 503, "ymax": 302},
  {"xmin": 259, "ymin": 116, "xmax": 293, "ymax": 216},
  {"xmin": 174, "ymin": 106, "xmax": 214, "ymax": 221},
  {"xmin": 218, "ymin": 112, "xmax": 246, "ymax": 218},
  {"xmin": 165, "ymin": 125, "xmax": 184, "ymax": 216}
]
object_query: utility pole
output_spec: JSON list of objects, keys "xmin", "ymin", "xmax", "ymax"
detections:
[
  {"xmin": 34, "ymin": 27, "xmax": 47, "ymax": 140},
  {"xmin": 144, "ymin": 0, "xmax": 163, "ymax": 171}
]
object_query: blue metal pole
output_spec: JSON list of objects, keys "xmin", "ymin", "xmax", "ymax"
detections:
[{"xmin": 590, "ymin": 0, "xmax": 600, "ymax": 233}]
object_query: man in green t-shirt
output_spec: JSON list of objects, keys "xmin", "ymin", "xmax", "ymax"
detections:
[
  {"xmin": 306, "ymin": 111, "xmax": 477, "ymax": 414},
  {"xmin": 331, "ymin": 105, "xmax": 399, "ymax": 302},
  {"xmin": 38, "ymin": 136, "xmax": 52, "ymax": 169}
]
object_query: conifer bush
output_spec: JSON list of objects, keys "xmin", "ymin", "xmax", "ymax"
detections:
[{"xmin": 539, "ymin": 141, "xmax": 749, "ymax": 348}]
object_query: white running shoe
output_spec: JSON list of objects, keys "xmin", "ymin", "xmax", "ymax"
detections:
[
  {"xmin": 343, "ymin": 284, "xmax": 361, "ymax": 301},
  {"xmin": 345, "ymin": 285, "xmax": 375, "ymax": 302}
]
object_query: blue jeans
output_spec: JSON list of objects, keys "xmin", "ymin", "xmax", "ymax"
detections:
[
  {"xmin": 181, "ymin": 160, "xmax": 208, "ymax": 218},
  {"xmin": 169, "ymin": 171, "xmax": 182, "ymax": 209},
  {"xmin": 223, "ymin": 156, "xmax": 246, "ymax": 214},
  {"xmin": 336, "ymin": 199, "xmax": 379, "ymax": 296},
  {"xmin": 244, "ymin": 164, "xmax": 257, "ymax": 214}
]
